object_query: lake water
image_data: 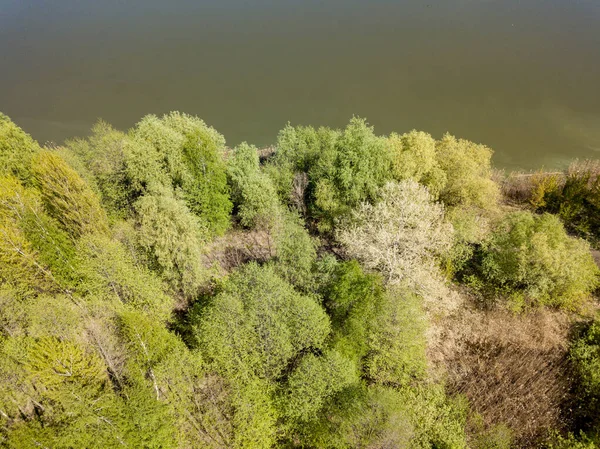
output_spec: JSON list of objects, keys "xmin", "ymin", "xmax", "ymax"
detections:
[{"xmin": 1, "ymin": 0, "xmax": 599, "ymax": 169}]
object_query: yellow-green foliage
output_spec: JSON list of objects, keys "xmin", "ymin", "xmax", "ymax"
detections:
[
  {"xmin": 134, "ymin": 112, "xmax": 232, "ymax": 236},
  {"xmin": 197, "ymin": 262, "xmax": 330, "ymax": 381},
  {"xmin": 0, "ymin": 177, "xmax": 57, "ymax": 295},
  {"xmin": 22, "ymin": 336, "xmax": 107, "ymax": 391},
  {"xmin": 135, "ymin": 190, "xmax": 207, "ymax": 298},
  {"xmin": 365, "ymin": 287, "xmax": 427, "ymax": 386},
  {"xmin": 0, "ymin": 113, "xmax": 40, "ymax": 181},
  {"xmin": 76, "ymin": 234, "xmax": 174, "ymax": 321},
  {"xmin": 228, "ymin": 142, "xmax": 281, "ymax": 229},
  {"xmin": 66, "ymin": 121, "xmax": 168, "ymax": 216},
  {"xmin": 388, "ymin": 130, "xmax": 447, "ymax": 197},
  {"xmin": 482, "ymin": 211, "xmax": 599, "ymax": 308},
  {"xmin": 436, "ymin": 134, "xmax": 500, "ymax": 209},
  {"xmin": 31, "ymin": 150, "xmax": 108, "ymax": 238}
]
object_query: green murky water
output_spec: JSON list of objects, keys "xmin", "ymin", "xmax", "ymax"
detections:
[{"xmin": 1, "ymin": 0, "xmax": 599, "ymax": 168}]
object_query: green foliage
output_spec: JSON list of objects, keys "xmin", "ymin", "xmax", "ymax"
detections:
[
  {"xmin": 135, "ymin": 190, "xmax": 207, "ymax": 298},
  {"xmin": 570, "ymin": 321, "xmax": 600, "ymax": 435},
  {"xmin": 0, "ymin": 112, "xmax": 40, "ymax": 182},
  {"xmin": 365, "ymin": 287, "xmax": 428, "ymax": 386},
  {"xmin": 481, "ymin": 211, "xmax": 599, "ymax": 308},
  {"xmin": 272, "ymin": 211, "xmax": 318, "ymax": 290},
  {"xmin": 134, "ymin": 112, "xmax": 232, "ymax": 236},
  {"xmin": 545, "ymin": 432, "xmax": 598, "ymax": 449},
  {"xmin": 276, "ymin": 118, "xmax": 392, "ymax": 231},
  {"xmin": 297, "ymin": 383, "xmax": 468, "ymax": 449},
  {"xmin": 228, "ymin": 142, "xmax": 281, "ymax": 229},
  {"xmin": 76, "ymin": 234, "xmax": 174, "ymax": 321},
  {"xmin": 197, "ymin": 262, "xmax": 330, "ymax": 381},
  {"xmin": 66, "ymin": 120, "xmax": 169, "ymax": 217},
  {"xmin": 324, "ymin": 260, "xmax": 385, "ymax": 362},
  {"xmin": 388, "ymin": 130, "xmax": 447, "ymax": 197},
  {"xmin": 533, "ymin": 163, "xmax": 600, "ymax": 243},
  {"xmin": 31, "ymin": 150, "xmax": 108, "ymax": 238},
  {"xmin": 280, "ymin": 349, "xmax": 358, "ymax": 423},
  {"xmin": 436, "ymin": 134, "xmax": 500, "ymax": 209}
]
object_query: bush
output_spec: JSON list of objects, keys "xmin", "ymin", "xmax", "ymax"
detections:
[
  {"xmin": 570, "ymin": 321, "xmax": 600, "ymax": 433},
  {"xmin": 481, "ymin": 211, "xmax": 599, "ymax": 308},
  {"xmin": 532, "ymin": 161, "xmax": 600, "ymax": 243}
]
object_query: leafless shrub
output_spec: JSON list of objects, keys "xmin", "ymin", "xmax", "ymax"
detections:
[
  {"xmin": 202, "ymin": 229, "xmax": 276, "ymax": 274},
  {"xmin": 290, "ymin": 172, "xmax": 308, "ymax": 215}
]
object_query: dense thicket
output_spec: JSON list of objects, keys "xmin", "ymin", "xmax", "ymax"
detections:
[{"xmin": 1, "ymin": 113, "xmax": 598, "ymax": 448}]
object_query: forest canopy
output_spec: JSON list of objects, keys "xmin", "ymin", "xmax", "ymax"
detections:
[{"xmin": 1, "ymin": 112, "xmax": 599, "ymax": 449}]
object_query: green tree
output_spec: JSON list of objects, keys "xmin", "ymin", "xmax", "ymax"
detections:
[
  {"xmin": 196, "ymin": 263, "xmax": 330, "ymax": 381},
  {"xmin": 134, "ymin": 113, "xmax": 232, "ymax": 236},
  {"xmin": 275, "ymin": 118, "xmax": 393, "ymax": 231},
  {"xmin": 31, "ymin": 150, "xmax": 108, "ymax": 238},
  {"xmin": 436, "ymin": 134, "xmax": 499, "ymax": 209},
  {"xmin": 76, "ymin": 234, "xmax": 174, "ymax": 321},
  {"xmin": 388, "ymin": 130, "xmax": 447, "ymax": 197},
  {"xmin": 66, "ymin": 121, "xmax": 168, "ymax": 217},
  {"xmin": 228, "ymin": 142, "xmax": 281, "ymax": 229},
  {"xmin": 0, "ymin": 112, "xmax": 40, "ymax": 182},
  {"xmin": 135, "ymin": 190, "xmax": 207, "ymax": 298},
  {"xmin": 365, "ymin": 287, "xmax": 428, "ymax": 386},
  {"xmin": 481, "ymin": 211, "xmax": 599, "ymax": 309}
]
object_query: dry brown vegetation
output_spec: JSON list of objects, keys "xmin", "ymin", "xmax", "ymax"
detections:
[
  {"xmin": 431, "ymin": 297, "xmax": 576, "ymax": 447},
  {"xmin": 202, "ymin": 228, "xmax": 276, "ymax": 273}
]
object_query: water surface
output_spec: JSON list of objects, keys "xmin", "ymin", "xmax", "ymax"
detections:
[{"xmin": 1, "ymin": 0, "xmax": 599, "ymax": 168}]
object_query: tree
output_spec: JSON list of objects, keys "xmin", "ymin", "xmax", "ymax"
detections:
[
  {"xmin": 279, "ymin": 349, "xmax": 357, "ymax": 423},
  {"xmin": 135, "ymin": 190, "xmax": 207, "ymax": 298},
  {"xmin": 365, "ymin": 287, "xmax": 428, "ymax": 386},
  {"xmin": 76, "ymin": 234, "xmax": 174, "ymax": 321},
  {"xmin": 134, "ymin": 113, "xmax": 232, "ymax": 236},
  {"xmin": 196, "ymin": 263, "xmax": 330, "ymax": 381},
  {"xmin": 66, "ymin": 120, "xmax": 168, "ymax": 217},
  {"xmin": 436, "ymin": 134, "xmax": 500, "ymax": 209},
  {"xmin": 338, "ymin": 181, "xmax": 454, "ymax": 306},
  {"xmin": 227, "ymin": 142, "xmax": 281, "ymax": 229},
  {"xmin": 388, "ymin": 130, "xmax": 446, "ymax": 197},
  {"xmin": 481, "ymin": 211, "xmax": 599, "ymax": 308},
  {"xmin": 323, "ymin": 261, "xmax": 385, "ymax": 363},
  {"xmin": 0, "ymin": 113, "xmax": 39, "ymax": 182},
  {"xmin": 31, "ymin": 150, "xmax": 108, "ymax": 238},
  {"xmin": 275, "ymin": 118, "xmax": 393, "ymax": 231}
]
